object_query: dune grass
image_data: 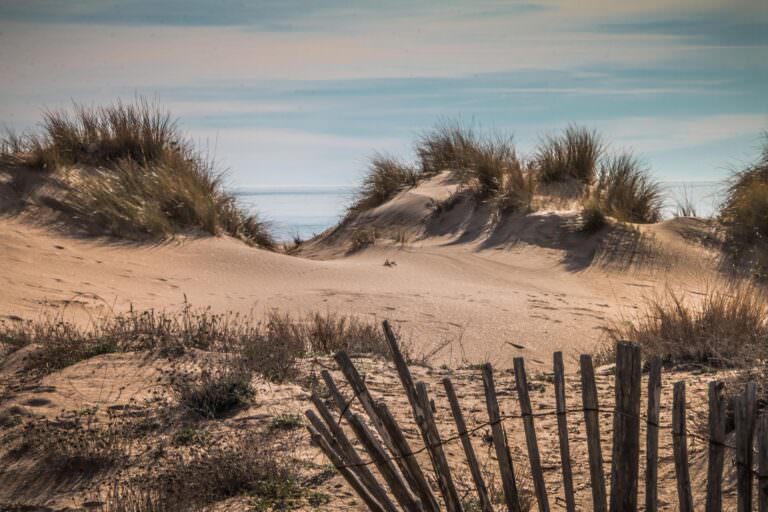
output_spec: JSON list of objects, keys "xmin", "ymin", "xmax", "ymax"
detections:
[
  {"xmin": 533, "ymin": 125, "xmax": 604, "ymax": 185},
  {"xmin": 605, "ymin": 282, "xmax": 768, "ymax": 367},
  {"xmin": 1, "ymin": 100, "xmax": 273, "ymax": 247},
  {"xmin": 719, "ymin": 135, "xmax": 768, "ymax": 275},
  {"xmin": 349, "ymin": 153, "xmax": 418, "ymax": 213},
  {"xmin": 584, "ymin": 152, "xmax": 663, "ymax": 226}
]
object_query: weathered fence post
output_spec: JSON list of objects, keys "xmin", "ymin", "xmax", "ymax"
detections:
[
  {"xmin": 758, "ymin": 412, "xmax": 768, "ymax": 512},
  {"xmin": 443, "ymin": 377, "xmax": 494, "ymax": 512},
  {"xmin": 514, "ymin": 357, "xmax": 550, "ymax": 512},
  {"xmin": 706, "ymin": 380, "xmax": 726, "ymax": 512},
  {"xmin": 483, "ymin": 363, "xmax": 522, "ymax": 512},
  {"xmin": 645, "ymin": 357, "xmax": 662, "ymax": 512},
  {"xmin": 580, "ymin": 354, "xmax": 608, "ymax": 512},
  {"xmin": 553, "ymin": 351, "xmax": 576, "ymax": 512},
  {"xmin": 735, "ymin": 382, "xmax": 757, "ymax": 512},
  {"xmin": 610, "ymin": 342, "xmax": 642, "ymax": 512},
  {"xmin": 672, "ymin": 381, "xmax": 694, "ymax": 512}
]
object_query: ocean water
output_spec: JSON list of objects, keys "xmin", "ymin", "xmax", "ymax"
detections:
[{"xmin": 234, "ymin": 181, "xmax": 726, "ymax": 242}]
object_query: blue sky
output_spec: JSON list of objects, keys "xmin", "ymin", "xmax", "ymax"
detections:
[{"xmin": 1, "ymin": 1, "xmax": 766, "ymax": 187}]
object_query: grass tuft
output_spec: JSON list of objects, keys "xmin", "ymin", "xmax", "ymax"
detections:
[
  {"xmin": 588, "ymin": 151, "xmax": 663, "ymax": 224},
  {"xmin": 172, "ymin": 358, "xmax": 254, "ymax": 419},
  {"xmin": 1, "ymin": 99, "xmax": 273, "ymax": 247},
  {"xmin": 349, "ymin": 153, "xmax": 418, "ymax": 214},
  {"xmin": 533, "ymin": 125, "xmax": 604, "ymax": 185}
]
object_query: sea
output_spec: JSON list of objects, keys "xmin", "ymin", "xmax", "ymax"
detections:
[{"xmin": 233, "ymin": 181, "xmax": 726, "ymax": 242}]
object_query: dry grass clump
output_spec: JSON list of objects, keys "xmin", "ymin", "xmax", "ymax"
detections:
[
  {"xmin": 605, "ymin": 282, "xmax": 768, "ymax": 367},
  {"xmin": 21, "ymin": 408, "xmax": 128, "ymax": 473},
  {"xmin": 533, "ymin": 125, "xmax": 604, "ymax": 185},
  {"xmin": 171, "ymin": 358, "xmax": 254, "ymax": 419},
  {"xmin": 0, "ymin": 306, "xmax": 391, "ymax": 383},
  {"xmin": 1, "ymin": 100, "xmax": 273, "ymax": 247},
  {"xmin": 416, "ymin": 121, "xmax": 481, "ymax": 176},
  {"xmin": 348, "ymin": 227, "xmax": 377, "ymax": 252},
  {"xmin": 349, "ymin": 153, "xmax": 418, "ymax": 213},
  {"xmin": 719, "ymin": 136, "xmax": 768, "ymax": 276},
  {"xmin": 585, "ymin": 152, "xmax": 663, "ymax": 226},
  {"xmin": 100, "ymin": 433, "xmax": 302, "ymax": 511}
]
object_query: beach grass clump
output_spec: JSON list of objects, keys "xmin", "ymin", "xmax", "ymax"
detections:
[
  {"xmin": 416, "ymin": 121, "xmax": 481, "ymax": 176},
  {"xmin": 0, "ymin": 100, "xmax": 273, "ymax": 247},
  {"xmin": 587, "ymin": 152, "xmax": 663, "ymax": 224},
  {"xmin": 719, "ymin": 135, "xmax": 768, "ymax": 274},
  {"xmin": 349, "ymin": 153, "xmax": 418, "ymax": 213},
  {"xmin": 605, "ymin": 282, "xmax": 768, "ymax": 367},
  {"xmin": 533, "ymin": 124, "xmax": 604, "ymax": 185},
  {"xmin": 172, "ymin": 358, "xmax": 254, "ymax": 419}
]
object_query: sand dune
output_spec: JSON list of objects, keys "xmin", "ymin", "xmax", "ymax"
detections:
[{"xmin": 1, "ymin": 172, "xmax": 722, "ymax": 368}]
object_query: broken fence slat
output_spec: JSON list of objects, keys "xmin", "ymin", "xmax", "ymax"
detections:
[
  {"xmin": 706, "ymin": 380, "xmax": 726, "ymax": 512},
  {"xmin": 580, "ymin": 354, "xmax": 608, "ymax": 512},
  {"xmin": 735, "ymin": 382, "xmax": 757, "ymax": 512},
  {"xmin": 672, "ymin": 381, "xmax": 694, "ymax": 512},
  {"xmin": 644, "ymin": 357, "xmax": 662, "ymax": 512}
]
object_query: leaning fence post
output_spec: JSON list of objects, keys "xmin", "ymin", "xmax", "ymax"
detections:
[
  {"xmin": 672, "ymin": 381, "xmax": 694, "ymax": 512},
  {"xmin": 580, "ymin": 354, "xmax": 608, "ymax": 512},
  {"xmin": 308, "ymin": 395, "xmax": 400, "ymax": 512},
  {"xmin": 482, "ymin": 363, "xmax": 522, "ymax": 512},
  {"xmin": 553, "ymin": 351, "xmax": 576, "ymax": 512},
  {"xmin": 306, "ymin": 424, "xmax": 388, "ymax": 512},
  {"xmin": 610, "ymin": 342, "xmax": 641, "ymax": 512},
  {"xmin": 514, "ymin": 357, "xmax": 550, "ymax": 512},
  {"xmin": 735, "ymin": 382, "xmax": 757, "ymax": 512},
  {"xmin": 443, "ymin": 377, "xmax": 494, "ymax": 512},
  {"xmin": 645, "ymin": 356, "xmax": 662, "ymax": 512},
  {"xmin": 706, "ymin": 380, "xmax": 726, "ymax": 512}
]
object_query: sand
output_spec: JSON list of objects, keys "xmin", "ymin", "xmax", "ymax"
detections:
[{"xmin": 0, "ymin": 171, "xmax": 735, "ymax": 509}]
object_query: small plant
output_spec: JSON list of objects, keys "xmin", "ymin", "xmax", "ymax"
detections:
[
  {"xmin": 533, "ymin": 124, "xmax": 604, "ymax": 185},
  {"xmin": 172, "ymin": 426, "xmax": 208, "ymax": 446},
  {"xmin": 172, "ymin": 359, "xmax": 254, "ymax": 419},
  {"xmin": 349, "ymin": 227, "xmax": 377, "ymax": 251},
  {"xmin": 270, "ymin": 413, "xmax": 303, "ymax": 431},
  {"xmin": 416, "ymin": 120, "xmax": 480, "ymax": 176}
]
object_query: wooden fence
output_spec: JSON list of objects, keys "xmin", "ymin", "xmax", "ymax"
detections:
[{"xmin": 306, "ymin": 320, "xmax": 768, "ymax": 511}]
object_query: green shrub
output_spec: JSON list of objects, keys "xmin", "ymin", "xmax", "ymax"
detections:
[
  {"xmin": 592, "ymin": 152, "xmax": 663, "ymax": 223},
  {"xmin": 534, "ymin": 125, "xmax": 604, "ymax": 185}
]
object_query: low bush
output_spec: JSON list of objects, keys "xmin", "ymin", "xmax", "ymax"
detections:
[
  {"xmin": 349, "ymin": 227, "xmax": 377, "ymax": 251},
  {"xmin": 533, "ymin": 125, "xmax": 604, "ymax": 185},
  {"xmin": 580, "ymin": 200, "xmax": 607, "ymax": 233},
  {"xmin": 171, "ymin": 359, "xmax": 254, "ymax": 419},
  {"xmin": 590, "ymin": 152, "xmax": 663, "ymax": 224},
  {"xmin": 1, "ymin": 100, "xmax": 273, "ymax": 247}
]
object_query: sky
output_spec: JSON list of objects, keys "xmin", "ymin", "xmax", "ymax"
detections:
[{"xmin": 0, "ymin": 1, "xmax": 767, "ymax": 188}]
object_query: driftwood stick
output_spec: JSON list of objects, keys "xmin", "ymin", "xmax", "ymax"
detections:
[
  {"xmin": 513, "ymin": 357, "xmax": 549, "ymax": 512},
  {"xmin": 443, "ymin": 377, "xmax": 494, "ymax": 512},
  {"xmin": 483, "ymin": 363, "xmax": 522, "ymax": 512},
  {"xmin": 553, "ymin": 352, "xmax": 576, "ymax": 512},
  {"xmin": 307, "ymin": 424, "xmax": 388, "ymax": 512}
]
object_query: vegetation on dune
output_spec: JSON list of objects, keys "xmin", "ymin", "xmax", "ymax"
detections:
[
  {"xmin": 586, "ymin": 152, "xmax": 664, "ymax": 225},
  {"xmin": 0, "ymin": 100, "xmax": 273, "ymax": 247},
  {"xmin": 349, "ymin": 153, "xmax": 418, "ymax": 213},
  {"xmin": 533, "ymin": 124, "xmax": 604, "ymax": 185},
  {"xmin": 416, "ymin": 120, "xmax": 482, "ymax": 176},
  {"xmin": 719, "ymin": 135, "xmax": 768, "ymax": 276},
  {"xmin": 604, "ymin": 282, "xmax": 768, "ymax": 405}
]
